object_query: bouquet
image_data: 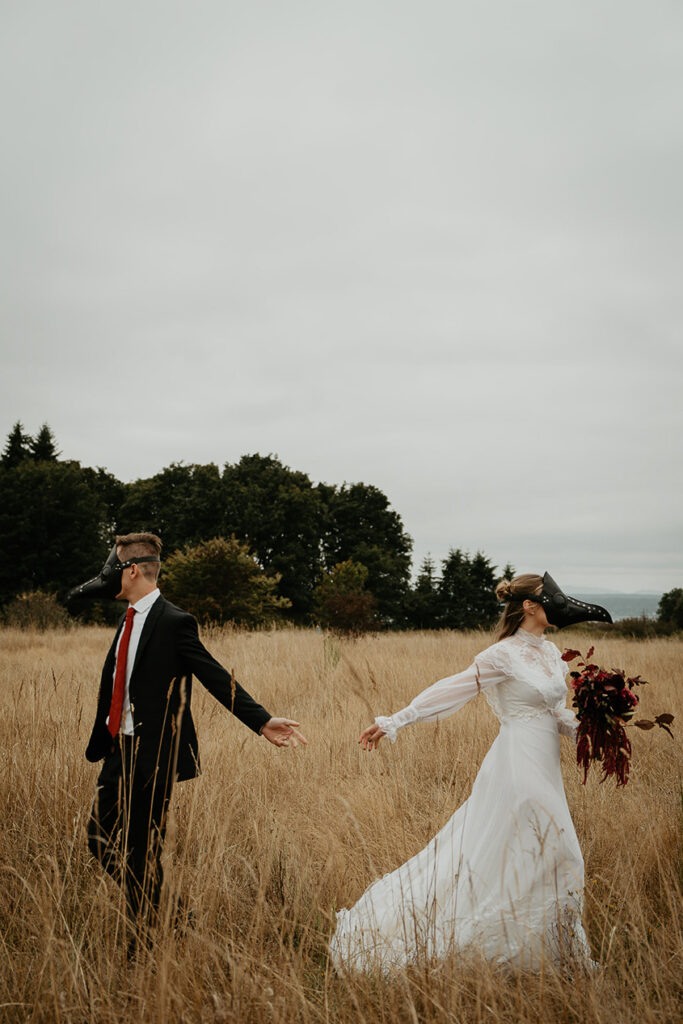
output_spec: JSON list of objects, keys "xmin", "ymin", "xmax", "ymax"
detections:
[{"xmin": 562, "ymin": 647, "xmax": 674, "ymax": 787}]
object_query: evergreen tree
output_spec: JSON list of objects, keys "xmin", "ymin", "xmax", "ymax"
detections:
[
  {"xmin": 404, "ymin": 555, "xmax": 441, "ymax": 629},
  {"xmin": 29, "ymin": 423, "xmax": 60, "ymax": 462},
  {"xmin": 438, "ymin": 548, "xmax": 470, "ymax": 628},
  {"xmin": 437, "ymin": 549, "xmax": 500, "ymax": 629},
  {"xmin": 1, "ymin": 422, "xmax": 31, "ymax": 467},
  {"xmin": 466, "ymin": 551, "xmax": 501, "ymax": 625}
]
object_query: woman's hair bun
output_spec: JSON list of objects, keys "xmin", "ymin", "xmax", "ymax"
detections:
[{"xmin": 495, "ymin": 579, "xmax": 514, "ymax": 602}]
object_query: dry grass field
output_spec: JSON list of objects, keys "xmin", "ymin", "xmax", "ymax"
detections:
[{"xmin": 0, "ymin": 626, "xmax": 681, "ymax": 1024}]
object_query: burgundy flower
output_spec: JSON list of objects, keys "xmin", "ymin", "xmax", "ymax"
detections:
[{"xmin": 563, "ymin": 647, "xmax": 674, "ymax": 788}]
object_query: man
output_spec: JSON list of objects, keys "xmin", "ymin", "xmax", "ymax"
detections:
[{"xmin": 78, "ymin": 532, "xmax": 305, "ymax": 937}]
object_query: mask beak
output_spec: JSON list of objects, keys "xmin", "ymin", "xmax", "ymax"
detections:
[
  {"xmin": 538, "ymin": 572, "xmax": 613, "ymax": 629},
  {"xmin": 67, "ymin": 545, "xmax": 124, "ymax": 604}
]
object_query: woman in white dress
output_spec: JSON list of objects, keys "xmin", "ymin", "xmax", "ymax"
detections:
[{"xmin": 330, "ymin": 573, "xmax": 612, "ymax": 973}]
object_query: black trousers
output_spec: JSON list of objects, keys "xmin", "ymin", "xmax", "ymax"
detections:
[{"xmin": 87, "ymin": 735, "xmax": 174, "ymax": 927}]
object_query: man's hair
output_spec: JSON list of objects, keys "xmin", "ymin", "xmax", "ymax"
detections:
[{"xmin": 115, "ymin": 532, "xmax": 162, "ymax": 583}]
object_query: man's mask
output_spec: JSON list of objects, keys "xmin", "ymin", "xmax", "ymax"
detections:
[
  {"xmin": 67, "ymin": 545, "xmax": 160, "ymax": 603},
  {"xmin": 523, "ymin": 572, "xmax": 613, "ymax": 629}
]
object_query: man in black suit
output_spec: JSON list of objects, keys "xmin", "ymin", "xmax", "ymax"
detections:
[{"xmin": 84, "ymin": 532, "xmax": 305, "ymax": 935}]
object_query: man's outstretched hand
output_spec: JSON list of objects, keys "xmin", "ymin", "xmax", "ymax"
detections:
[{"xmin": 260, "ymin": 718, "xmax": 308, "ymax": 748}]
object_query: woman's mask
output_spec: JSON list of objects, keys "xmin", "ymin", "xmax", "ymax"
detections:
[{"xmin": 527, "ymin": 572, "xmax": 613, "ymax": 628}]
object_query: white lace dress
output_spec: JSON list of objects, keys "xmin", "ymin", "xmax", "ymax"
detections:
[{"xmin": 330, "ymin": 628, "xmax": 591, "ymax": 972}]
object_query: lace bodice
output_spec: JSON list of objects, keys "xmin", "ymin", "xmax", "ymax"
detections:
[{"xmin": 375, "ymin": 629, "xmax": 577, "ymax": 741}]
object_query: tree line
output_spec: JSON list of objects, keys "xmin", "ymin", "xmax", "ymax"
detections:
[
  {"xmin": 1, "ymin": 421, "xmax": 512, "ymax": 630},
  {"xmin": 4, "ymin": 420, "xmax": 677, "ymax": 633}
]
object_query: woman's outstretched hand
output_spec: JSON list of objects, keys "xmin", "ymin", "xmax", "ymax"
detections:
[{"xmin": 359, "ymin": 722, "xmax": 386, "ymax": 751}]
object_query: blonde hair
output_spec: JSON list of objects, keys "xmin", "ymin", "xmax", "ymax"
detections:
[
  {"xmin": 493, "ymin": 573, "xmax": 543, "ymax": 641},
  {"xmin": 115, "ymin": 532, "xmax": 162, "ymax": 583}
]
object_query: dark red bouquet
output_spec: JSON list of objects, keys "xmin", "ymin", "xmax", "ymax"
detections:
[{"xmin": 562, "ymin": 647, "xmax": 674, "ymax": 787}]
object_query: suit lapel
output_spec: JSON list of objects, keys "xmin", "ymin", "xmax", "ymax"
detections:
[
  {"xmin": 98, "ymin": 613, "xmax": 126, "ymax": 711},
  {"xmin": 109, "ymin": 613, "xmax": 126, "ymax": 654},
  {"xmin": 103, "ymin": 613, "xmax": 126, "ymax": 674},
  {"xmin": 130, "ymin": 594, "xmax": 166, "ymax": 680}
]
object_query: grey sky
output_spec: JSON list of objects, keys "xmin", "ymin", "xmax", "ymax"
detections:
[{"xmin": 2, "ymin": 1, "xmax": 681, "ymax": 592}]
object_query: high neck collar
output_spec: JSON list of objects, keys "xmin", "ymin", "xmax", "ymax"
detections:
[{"xmin": 516, "ymin": 627, "xmax": 546, "ymax": 648}]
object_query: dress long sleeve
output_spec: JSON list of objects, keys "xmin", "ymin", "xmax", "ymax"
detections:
[
  {"xmin": 375, "ymin": 653, "xmax": 508, "ymax": 743},
  {"xmin": 552, "ymin": 702, "xmax": 579, "ymax": 740},
  {"xmin": 550, "ymin": 646, "xmax": 578, "ymax": 740}
]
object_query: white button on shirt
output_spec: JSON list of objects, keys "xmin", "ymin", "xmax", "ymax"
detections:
[{"xmin": 107, "ymin": 588, "xmax": 161, "ymax": 736}]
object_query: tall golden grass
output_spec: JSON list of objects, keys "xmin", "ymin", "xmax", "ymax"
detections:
[{"xmin": 0, "ymin": 626, "xmax": 680, "ymax": 1023}]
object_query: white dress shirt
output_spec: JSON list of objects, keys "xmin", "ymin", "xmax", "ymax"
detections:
[{"xmin": 106, "ymin": 588, "xmax": 161, "ymax": 736}]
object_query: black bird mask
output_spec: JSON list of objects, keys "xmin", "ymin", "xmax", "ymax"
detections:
[
  {"xmin": 67, "ymin": 544, "xmax": 160, "ymax": 603},
  {"xmin": 522, "ymin": 572, "xmax": 613, "ymax": 629}
]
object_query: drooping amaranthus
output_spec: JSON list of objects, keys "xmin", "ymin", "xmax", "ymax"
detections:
[{"xmin": 562, "ymin": 647, "xmax": 673, "ymax": 787}]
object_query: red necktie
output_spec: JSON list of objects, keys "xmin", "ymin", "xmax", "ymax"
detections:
[{"xmin": 108, "ymin": 607, "xmax": 136, "ymax": 738}]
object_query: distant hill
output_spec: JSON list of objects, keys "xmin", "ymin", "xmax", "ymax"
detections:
[{"xmin": 575, "ymin": 593, "xmax": 661, "ymax": 621}]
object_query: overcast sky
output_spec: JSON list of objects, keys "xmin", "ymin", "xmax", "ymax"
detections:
[{"xmin": 2, "ymin": 1, "xmax": 681, "ymax": 592}]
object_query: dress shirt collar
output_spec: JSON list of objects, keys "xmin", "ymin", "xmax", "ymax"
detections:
[{"xmin": 130, "ymin": 588, "xmax": 161, "ymax": 615}]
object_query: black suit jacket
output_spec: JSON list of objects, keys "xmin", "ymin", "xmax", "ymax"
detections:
[{"xmin": 86, "ymin": 596, "xmax": 272, "ymax": 782}]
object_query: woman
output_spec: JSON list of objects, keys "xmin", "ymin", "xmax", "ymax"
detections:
[{"xmin": 330, "ymin": 573, "xmax": 608, "ymax": 973}]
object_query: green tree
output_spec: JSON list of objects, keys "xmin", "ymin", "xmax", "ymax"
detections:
[
  {"xmin": 2, "ymin": 422, "xmax": 32, "ymax": 467},
  {"xmin": 222, "ymin": 454, "xmax": 326, "ymax": 621},
  {"xmin": 161, "ymin": 536, "xmax": 290, "ymax": 626},
  {"xmin": 437, "ymin": 549, "xmax": 500, "ymax": 629},
  {"xmin": 29, "ymin": 423, "xmax": 60, "ymax": 462},
  {"xmin": 657, "ymin": 588, "xmax": 683, "ymax": 629},
  {"xmin": 323, "ymin": 482, "xmax": 412, "ymax": 626},
  {"xmin": 437, "ymin": 548, "xmax": 469, "ymax": 628},
  {"xmin": 0, "ymin": 459, "xmax": 111, "ymax": 605},
  {"xmin": 77, "ymin": 466, "xmax": 126, "ymax": 543},
  {"xmin": 118, "ymin": 463, "xmax": 225, "ymax": 553},
  {"xmin": 467, "ymin": 551, "xmax": 502, "ymax": 624},
  {"xmin": 404, "ymin": 555, "xmax": 441, "ymax": 629},
  {"xmin": 313, "ymin": 559, "xmax": 377, "ymax": 637}
]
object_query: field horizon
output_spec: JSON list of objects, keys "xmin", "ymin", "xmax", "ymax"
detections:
[{"xmin": 1, "ymin": 625, "xmax": 681, "ymax": 1024}]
